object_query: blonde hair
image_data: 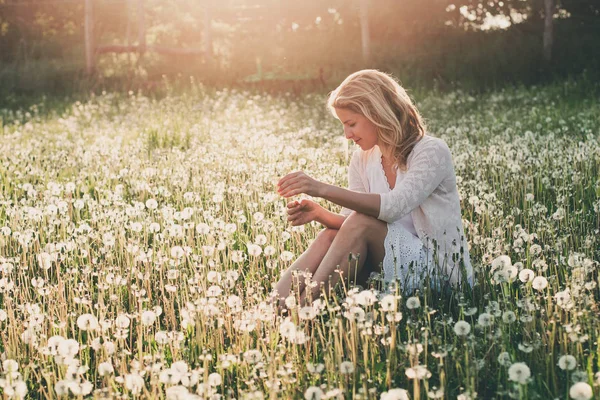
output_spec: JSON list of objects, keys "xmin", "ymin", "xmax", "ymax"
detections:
[{"xmin": 326, "ymin": 69, "xmax": 426, "ymax": 171}]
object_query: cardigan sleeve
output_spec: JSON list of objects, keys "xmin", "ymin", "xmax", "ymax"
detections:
[
  {"xmin": 340, "ymin": 148, "xmax": 366, "ymax": 217},
  {"xmin": 377, "ymin": 138, "xmax": 452, "ymax": 223}
]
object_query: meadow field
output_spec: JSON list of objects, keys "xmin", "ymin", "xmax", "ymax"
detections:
[{"xmin": 0, "ymin": 78, "xmax": 599, "ymax": 399}]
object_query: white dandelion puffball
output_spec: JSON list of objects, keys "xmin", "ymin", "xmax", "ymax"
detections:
[
  {"xmin": 141, "ymin": 310, "xmax": 157, "ymax": 326},
  {"xmin": 380, "ymin": 388, "xmax": 409, "ymax": 400},
  {"xmin": 208, "ymin": 372, "xmax": 222, "ymax": 386},
  {"xmin": 558, "ymin": 355, "xmax": 577, "ymax": 371},
  {"xmin": 478, "ymin": 312, "xmax": 494, "ymax": 327},
  {"xmin": 518, "ymin": 268, "xmax": 535, "ymax": 283},
  {"xmin": 115, "ymin": 314, "xmax": 131, "ymax": 329},
  {"xmin": 124, "ymin": 373, "xmax": 145, "ymax": 394},
  {"xmin": 569, "ymin": 382, "xmax": 593, "ymax": 400},
  {"xmin": 532, "ymin": 276, "xmax": 548, "ymax": 291},
  {"xmin": 280, "ymin": 251, "xmax": 294, "ymax": 262},
  {"xmin": 491, "ymin": 255, "xmax": 512, "ymax": 270},
  {"xmin": 406, "ymin": 296, "xmax": 421, "ymax": 310},
  {"xmin": 405, "ymin": 365, "xmax": 432, "ymax": 380},
  {"xmin": 339, "ymin": 361, "xmax": 355, "ymax": 374},
  {"xmin": 508, "ymin": 362, "xmax": 531, "ymax": 384},
  {"xmin": 454, "ymin": 320, "xmax": 471, "ymax": 336},
  {"xmin": 304, "ymin": 386, "xmax": 325, "ymax": 400},
  {"xmin": 76, "ymin": 314, "xmax": 99, "ymax": 331},
  {"xmin": 380, "ymin": 294, "xmax": 398, "ymax": 312},
  {"xmin": 98, "ymin": 362, "xmax": 114, "ymax": 376},
  {"xmin": 497, "ymin": 352, "xmax": 512, "ymax": 367}
]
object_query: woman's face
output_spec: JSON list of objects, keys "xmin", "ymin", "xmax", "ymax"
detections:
[{"xmin": 334, "ymin": 107, "xmax": 379, "ymax": 150}]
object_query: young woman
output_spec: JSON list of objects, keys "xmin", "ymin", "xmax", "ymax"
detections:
[{"xmin": 273, "ymin": 69, "xmax": 473, "ymax": 308}]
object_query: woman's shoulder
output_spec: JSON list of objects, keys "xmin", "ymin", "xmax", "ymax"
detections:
[{"xmin": 410, "ymin": 134, "xmax": 452, "ymax": 158}]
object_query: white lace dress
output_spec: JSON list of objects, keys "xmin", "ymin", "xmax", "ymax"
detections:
[{"xmin": 366, "ymin": 146, "xmax": 435, "ymax": 292}]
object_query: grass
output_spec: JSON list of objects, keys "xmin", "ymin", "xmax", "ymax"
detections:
[{"xmin": 0, "ymin": 77, "xmax": 598, "ymax": 399}]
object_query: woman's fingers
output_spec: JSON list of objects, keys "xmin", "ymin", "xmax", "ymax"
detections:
[
  {"xmin": 278, "ymin": 176, "xmax": 303, "ymax": 193},
  {"xmin": 277, "ymin": 171, "xmax": 303, "ymax": 187}
]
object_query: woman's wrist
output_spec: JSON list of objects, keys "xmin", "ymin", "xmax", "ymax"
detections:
[{"xmin": 313, "ymin": 204, "xmax": 325, "ymax": 224}]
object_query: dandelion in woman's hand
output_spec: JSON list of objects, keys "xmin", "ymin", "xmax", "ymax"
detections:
[
  {"xmin": 508, "ymin": 362, "xmax": 531, "ymax": 384},
  {"xmin": 454, "ymin": 320, "xmax": 471, "ymax": 336}
]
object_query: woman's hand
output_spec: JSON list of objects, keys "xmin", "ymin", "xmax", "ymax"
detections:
[
  {"xmin": 286, "ymin": 199, "xmax": 321, "ymax": 226},
  {"xmin": 277, "ymin": 171, "xmax": 325, "ymax": 198}
]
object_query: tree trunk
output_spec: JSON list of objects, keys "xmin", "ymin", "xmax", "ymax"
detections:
[
  {"xmin": 84, "ymin": 0, "xmax": 94, "ymax": 74},
  {"xmin": 359, "ymin": 0, "xmax": 370, "ymax": 64},
  {"xmin": 543, "ymin": 0, "xmax": 554, "ymax": 62}
]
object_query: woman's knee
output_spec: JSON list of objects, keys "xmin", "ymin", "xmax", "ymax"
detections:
[
  {"xmin": 341, "ymin": 211, "xmax": 381, "ymax": 232},
  {"xmin": 316, "ymin": 228, "xmax": 338, "ymax": 245}
]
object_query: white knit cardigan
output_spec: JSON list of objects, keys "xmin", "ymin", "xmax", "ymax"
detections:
[{"xmin": 340, "ymin": 134, "xmax": 474, "ymax": 288}]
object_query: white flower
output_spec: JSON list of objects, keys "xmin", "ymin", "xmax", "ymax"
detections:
[
  {"xmin": 115, "ymin": 314, "xmax": 131, "ymax": 329},
  {"xmin": 532, "ymin": 276, "xmax": 548, "ymax": 291},
  {"xmin": 196, "ymin": 223, "xmax": 210, "ymax": 235},
  {"xmin": 243, "ymin": 349, "xmax": 262, "ymax": 364},
  {"xmin": 279, "ymin": 319, "xmax": 297, "ymax": 339},
  {"xmin": 304, "ymin": 386, "xmax": 324, "ymax": 400},
  {"xmin": 208, "ymin": 372, "xmax": 222, "ymax": 386},
  {"xmin": 497, "ymin": 351, "xmax": 512, "ymax": 367},
  {"xmin": 280, "ymin": 251, "xmax": 294, "ymax": 262},
  {"xmin": 141, "ymin": 310, "xmax": 157, "ymax": 326},
  {"xmin": 145, "ymin": 198, "xmax": 158, "ymax": 210},
  {"xmin": 380, "ymin": 294, "xmax": 398, "ymax": 312},
  {"xmin": 3, "ymin": 359, "xmax": 19, "ymax": 372},
  {"xmin": 508, "ymin": 362, "xmax": 531, "ymax": 384},
  {"xmin": 478, "ymin": 312, "xmax": 494, "ymax": 327},
  {"xmin": 558, "ymin": 355, "xmax": 577, "ymax": 371},
  {"xmin": 298, "ymin": 306, "xmax": 317, "ymax": 321},
  {"xmin": 405, "ymin": 365, "xmax": 431, "ymax": 380},
  {"xmin": 569, "ymin": 382, "xmax": 593, "ymax": 400},
  {"xmin": 380, "ymin": 388, "xmax": 409, "ymax": 400},
  {"xmin": 124, "ymin": 373, "xmax": 145, "ymax": 394},
  {"xmin": 246, "ymin": 243, "xmax": 262, "ymax": 257},
  {"xmin": 166, "ymin": 386, "xmax": 190, "ymax": 400},
  {"xmin": 159, "ymin": 368, "xmax": 181, "ymax": 385},
  {"xmin": 98, "ymin": 361, "xmax": 114, "ymax": 376},
  {"xmin": 454, "ymin": 320, "xmax": 471, "ymax": 336},
  {"xmin": 406, "ymin": 296, "xmax": 420, "ymax": 310},
  {"xmin": 502, "ymin": 311, "xmax": 516, "ymax": 323},
  {"xmin": 491, "ymin": 255, "xmax": 512, "ymax": 271},
  {"xmin": 518, "ymin": 268, "xmax": 535, "ymax": 283},
  {"xmin": 170, "ymin": 246, "xmax": 185, "ymax": 259},
  {"xmin": 339, "ymin": 361, "xmax": 355, "ymax": 374},
  {"xmin": 76, "ymin": 314, "xmax": 99, "ymax": 331}
]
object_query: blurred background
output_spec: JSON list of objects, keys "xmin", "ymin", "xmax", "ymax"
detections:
[{"xmin": 0, "ymin": 0, "xmax": 599, "ymax": 100}]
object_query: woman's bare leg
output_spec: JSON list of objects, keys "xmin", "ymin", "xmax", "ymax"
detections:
[
  {"xmin": 299, "ymin": 212, "xmax": 387, "ymax": 306},
  {"xmin": 271, "ymin": 228, "xmax": 338, "ymax": 309}
]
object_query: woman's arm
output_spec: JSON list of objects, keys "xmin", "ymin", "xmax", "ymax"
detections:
[
  {"xmin": 314, "ymin": 206, "xmax": 349, "ymax": 230},
  {"xmin": 319, "ymin": 185, "xmax": 381, "ymax": 219}
]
